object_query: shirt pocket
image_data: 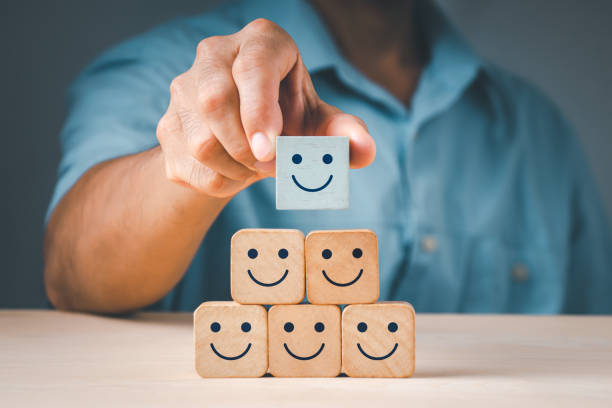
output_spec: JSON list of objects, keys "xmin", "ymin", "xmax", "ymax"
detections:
[{"xmin": 461, "ymin": 237, "xmax": 567, "ymax": 313}]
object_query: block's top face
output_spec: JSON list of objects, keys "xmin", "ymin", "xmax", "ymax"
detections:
[
  {"xmin": 194, "ymin": 302, "xmax": 267, "ymax": 378},
  {"xmin": 342, "ymin": 302, "xmax": 415, "ymax": 378},
  {"xmin": 268, "ymin": 305, "xmax": 341, "ymax": 377},
  {"xmin": 276, "ymin": 136, "xmax": 349, "ymax": 210},
  {"xmin": 305, "ymin": 230, "xmax": 379, "ymax": 304},
  {"xmin": 231, "ymin": 229, "xmax": 305, "ymax": 304}
]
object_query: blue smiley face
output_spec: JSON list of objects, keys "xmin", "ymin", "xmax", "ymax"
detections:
[
  {"xmin": 282, "ymin": 321, "xmax": 326, "ymax": 360},
  {"xmin": 320, "ymin": 247, "xmax": 365, "ymax": 287},
  {"xmin": 245, "ymin": 247, "xmax": 290, "ymax": 287},
  {"xmin": 290, "ymin": 153, "xmax": 334, "ymax": 192},
  {"xmin": 209, "ymin": 321, "xmax": 253, "ymax": 360},
  {"xmin": 355, "ymin": 321, "xmax": 399, "ymax": 360},
  {"xmin": 275, "ymin": 136, "xmax": 349, "ymax": 210}
]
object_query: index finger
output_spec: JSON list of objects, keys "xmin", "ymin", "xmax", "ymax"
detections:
[{"xmin": 232, "ymin": 19, "xmax": 301, "ymax": 161}]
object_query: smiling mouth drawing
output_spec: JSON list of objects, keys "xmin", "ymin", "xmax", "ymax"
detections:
[
  {"xmin": 321, "ymin": 269, "xmax": 363, "ymax": 287},
  {"xmin": 247, "ymin": 269, "xmax": 289, "ymax": 287},
  {"xmin": 291, "ymin": 174, "xmax": 333, "ymax": 192},
  {"xmin": 210, "ymin": 343, "xmax": 252, "ymax": 360},
  {"xmin": 283, "ymin": 343, "xmax": 325, "ymax": 360},
  {"xmin": 357, "ymin": 343, "xmax": 398, "ymax": 360}
]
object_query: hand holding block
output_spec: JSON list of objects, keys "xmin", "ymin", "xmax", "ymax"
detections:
[
  {"xmin": 276, "ymin": 136, "xmax": 349, "ymax": 210},
  {"xmin": 342, "ymin": 302, "xmax": 415, "ymax": 378},
  {"xmin": 194, "ymin": 302, "xmax": 267, "ymax": 378},
  {"xmin": 268, "ymin": 304, "xmax": 341, "ymax": 377},
  {"xmin": 231, "ymin": 229, "xmax": 305, "ymax": 304},
  {"xmin": 305, "ymin": 230, "xmax": 379, "ymax": 304}
]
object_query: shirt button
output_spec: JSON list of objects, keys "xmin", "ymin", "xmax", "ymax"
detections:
[
  {"xmin": 421, "ymin": 236, "xmax": 438, "ymax": 253},
  {"xmin": 512, "ymin": 264, "xmax": 529, "ymax": 282}
]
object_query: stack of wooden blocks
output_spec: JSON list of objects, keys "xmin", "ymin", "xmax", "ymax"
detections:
[
  {"xmin": 194, "ymin": 229, "xmax": 415, "ymax": 378},
  {"xmin": 194, "ymin": 136, "xmax": 414, "ymax": 377}
]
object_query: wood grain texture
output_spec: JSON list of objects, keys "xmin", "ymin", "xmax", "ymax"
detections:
[
  {"xmin": 342, "ymin": 302, "xmax": 415, "ymax": 378},
  {"xmin": 305, "ymin": 230, "xmax": 379, "ymax": 304},
  {"xmin": 268, "ymin": 304, "xmax": 341, "ymax": 377},
  {"xmin": 231, "ymin": 229, "xmax": 305, "ymax": 304},
  {"xmin": 194, "ymin": 302, "xmax": 267, "ymax": 377},
  {"xmin": 276, "ymin": 136, "xmax": 349, "ymax": 210},
  {"xmin": 2, "ymin": 311, "xmax": 612, "ymax": 407}
]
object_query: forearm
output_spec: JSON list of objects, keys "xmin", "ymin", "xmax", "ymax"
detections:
[
  {"xmin": 44, "ymin": 18, "xmax": 375, "ymax": 314},
  {"xmin": 44, "ymin": 146, "xmax": 229, "ymax": 313}
]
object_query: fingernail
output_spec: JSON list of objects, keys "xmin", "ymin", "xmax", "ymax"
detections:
[{"xmin": 251, "ymin": 132, "xmax": 272, "ymax": 161}]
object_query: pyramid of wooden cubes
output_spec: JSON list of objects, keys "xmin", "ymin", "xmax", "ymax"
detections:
[{"xmin": 194, "ymin": 228, "xmax": 415, "ymax": 378}]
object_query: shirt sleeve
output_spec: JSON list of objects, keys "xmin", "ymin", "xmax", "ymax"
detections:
[
  {"xmin": 505, "ymin": 73, "xmax": 612, "ymax": 313},
  {"xmin": 563, "ymin": 132, "xmax": 612, "ymax": 313},
  {"xmin": 45, "ymin": 23, "xmax": 196, "ymax": 223}
]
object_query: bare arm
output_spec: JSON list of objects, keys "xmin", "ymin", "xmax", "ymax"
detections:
[
  {"xmin": 44, "ymin": 147, "xmax": 230, "ymax": 313},
  {"xmin": 44, "ymin": 19, "xmax": 375, "ymax": 314}
]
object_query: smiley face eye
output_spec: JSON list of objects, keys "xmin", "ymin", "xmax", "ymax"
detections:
[
  {"xmin": 284, "ymin": 322, "xmax": 294, "ymax": 332},
  {"xmin": 314, "ymin": 322, "xmax": 325, "ymax": 332},
  {"xmin": 357, "ymin": 322, "xmax": 367, "ymax": 332},
  {"xmin": 241, "ymin": 322, "xmax": 251, "ymax": 333},
  {"xmin": 248, "ymin": 248, "xmax": 258, "ymax": 259},
  {"xmin": 388, "ymin": 322, "xmax": 398, "ymax": 332},
  {"xmin": 322, "ymin": 249, "xmax": 332, "ymax": 259},
  {"xmin": 278, "ymin": 248, "xmax": 288, "ymax": 259},
  {"xmin": 352, "ymin": 248, "xmax": 363, "ymax": 258},
  {"xmin": 292, "ymin": 154, "xmax": 302, "ymax": 164},
  {"xmin": 210, "ymin": 322, "xmax": 221, "ymax": 332},
  {"xmin": 322, "ymin": 154, "xmax": 333, "ymax": 164}
]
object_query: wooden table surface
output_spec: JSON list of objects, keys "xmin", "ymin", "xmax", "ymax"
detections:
[{"xmin": 1, "ymin": 310, "xmax": 611, "ymax": 407}]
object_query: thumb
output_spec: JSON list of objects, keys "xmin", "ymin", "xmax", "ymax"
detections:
[{"xmin": 316, "ymin": 106, "xmax": 376, "ymax": 169}]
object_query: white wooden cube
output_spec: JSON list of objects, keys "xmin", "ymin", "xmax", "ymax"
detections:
[{"xmin": 276, "ymin": 136, "xmax": 349, "ymax": 210}]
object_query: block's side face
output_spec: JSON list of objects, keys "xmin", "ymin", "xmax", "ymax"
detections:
[
  {"xmin": 342, "ymin": 302, "xmax": 415, "ymax": 378},
  {"xmin": 268, "ymin": 304, "xmax": 341, "ymax": 377},
  {"xmin": 194, "ymin": 302, "xmax": 268, "ymax": 377},
  {"xmin": 306, "ymin": 230, "xmax": 379, "ymax": 304},
  {"xmin": 231, "ymin": 229, "xmax": 305, "ymax": 304},
  {"xmin": 276, "ymin": 136, "xmax": 349, "ymax": 210}
]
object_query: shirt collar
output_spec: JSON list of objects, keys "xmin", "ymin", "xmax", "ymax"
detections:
[
  {"xmin": 408, "ymin": 1, "xmax": 482, "ymax": 130},
  {"xmin": 240, "ymin": 0, "xmax": 482, "ymax": 125}
]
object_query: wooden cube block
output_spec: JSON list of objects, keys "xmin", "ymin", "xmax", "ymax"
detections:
[
  {"xmin": 231, "ymin": 229, "xmax": 305, "ymax": 304},
  {"xmin": 194, "ymin": 301, "xmax": 267, "ymax": 378},
  {"xmin": 268, "ymin": 304, "xmax": 341, "ymax": 377},
  {"xmin": 276, "ymin": 136, "xmax": 349, "ymax": 210},
  {"xmin": 342, "ymin": 302, "xmax": 415, "ymax": 378},
  {"xmin": 305, "ymin": 229, "xmax": 379, "ymax": 304}
]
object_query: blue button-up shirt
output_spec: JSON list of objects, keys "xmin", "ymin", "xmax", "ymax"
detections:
[{"xmin": 47, "ymin": 0, "xmax": 612, "ymax": 313}]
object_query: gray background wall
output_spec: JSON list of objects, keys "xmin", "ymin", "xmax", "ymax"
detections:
[{"xmin": 1, "ymin": 0, "xmax": 610, "ymax": 308}]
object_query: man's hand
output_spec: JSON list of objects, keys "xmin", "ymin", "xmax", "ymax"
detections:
[
  {"xmin": 44, "ymin": 19, "xmax": 377, "ymax": 314},
  {"xmin": 157, "ymin": 18, "xmax": 376, "ymax": 198}
]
